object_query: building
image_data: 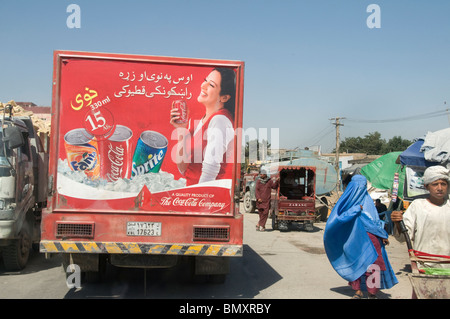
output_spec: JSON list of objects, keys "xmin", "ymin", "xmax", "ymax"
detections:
[{"xmin": 15, "ymin": 102, "xmax": 51, "ymax": 122}]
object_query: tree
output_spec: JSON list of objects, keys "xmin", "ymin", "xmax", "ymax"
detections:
[
  {"xmin": 244, "ymin": 139, "xmax": 271, "ymax": 161},
  {"xmin": 364, "ymin": 132, "xmax": 385, "ymax": 155},
  {"xmin": 242, "ymin": 139, "xmax": 271, "ymax": 172},
  {"xmin": 336, "ymin": 131, "xmax": 411, "ymax": 155},
  {"xmin": 382, "ymin": 136, "xmax": 412, "ymax": 153},
  {"xmin": 338, "ymin": 136, "xmax": 365, "ymax": 153}
]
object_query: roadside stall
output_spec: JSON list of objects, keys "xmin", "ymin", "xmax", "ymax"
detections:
[{"xmin": 360, "ymin": 152, "xmax": 405, "ymax": 234}]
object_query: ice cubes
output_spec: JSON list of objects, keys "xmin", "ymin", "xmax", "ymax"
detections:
[{"xmin": 57, "ymin": 158, "xmax": 186, "ymax": 194}]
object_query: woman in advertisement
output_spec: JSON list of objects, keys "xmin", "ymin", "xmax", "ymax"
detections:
[{"xmin": 170, "ymin": 67, "xmax": 236, "ymax": 186}]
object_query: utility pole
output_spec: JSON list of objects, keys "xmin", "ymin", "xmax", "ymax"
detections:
[{"xmin": 330, "ymin": 117, "xmax": 345, "ymax": 192}]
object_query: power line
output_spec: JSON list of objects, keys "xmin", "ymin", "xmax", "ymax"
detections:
[
  {"xmin": 346, "ymin": 108, "xmax": 449, "ymax": 124},
  {"xmin": 295, "ymin": 107, "xmax": 449, "ymax": 152},
  {"xmin": 292, "ymin": 124, "xmax": 334, "ymax": 150},
  {"xmin": 307, "ymin": 125, "xmax": 335, "ymax": 147}
]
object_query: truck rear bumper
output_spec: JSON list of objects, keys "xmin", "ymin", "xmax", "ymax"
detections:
[
  {"xmin": 275, "ymin": 215, "xmax": 314, "ymax": 222},
  {"xmin": 40, "ymin": 240, "xmax": 243, "ymax": 257}
]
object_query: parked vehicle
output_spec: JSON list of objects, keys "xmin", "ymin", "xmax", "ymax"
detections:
[
  {"xmin": 243, "ymin": 151, "xmax": 337, "ymax": 217},
  {"xmin": 271, "ymin": 166, "xmax": 316, "ymax": 231},
  {"xmin": 243, "ymin": 165, "xmax": 316, "ymax": 231},
  {"xmin": 0, "ymin": 104, "xmax": 48, "ymax": 270},
  {"xmin": 40, "ymin": 51, "xmax": 245, "ymax": 283},
  {"xmin": 242, "ymin": 171, "xmax": 258, "ymax": 214}
]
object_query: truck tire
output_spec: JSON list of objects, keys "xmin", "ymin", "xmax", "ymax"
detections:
[
  {"xmin": 243, "ymin": 191, "xmax": 255, "ymax": 214},
  {"xmin": 3, "ymin": 228, "xmax": 32, "ymax": 271},
  {"xmin": 318, "ymin": 196, "xmax": 329, "ymax": 222}
]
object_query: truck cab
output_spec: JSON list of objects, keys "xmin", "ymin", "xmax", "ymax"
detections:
[{"xmin": 0, "ymin": 106, "xmax": 48, "ymax": 270}]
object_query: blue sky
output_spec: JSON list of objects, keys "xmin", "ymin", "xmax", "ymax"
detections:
[{"xmin": 1, "ymin": 0, "xmax": 450, "ymax": 152}]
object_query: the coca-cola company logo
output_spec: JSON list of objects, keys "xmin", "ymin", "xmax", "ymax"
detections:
[
  {"xmin": 106, "ymin": 143, "xmax": 125, "ymax": 182},
  {"xmin": 160, "ymin": 196, "xmax": 226, "ymax": 210}
]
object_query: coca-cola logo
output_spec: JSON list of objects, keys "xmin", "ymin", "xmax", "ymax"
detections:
[
  {"xmin": 106, "ymin": 143, "xmax": 125, "ymax": 182},
  {"xmin": 160, "ymin": 196, "xmax": 226, "ymax": 210}
]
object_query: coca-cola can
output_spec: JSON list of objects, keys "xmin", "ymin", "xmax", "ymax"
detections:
[
  {"xmin": 99, "ymin": 125, "xmax": 133, "ymax": 182},
  {"xmin": 172, "ymin": 99, "xmax": 188, "ymax": 124}
]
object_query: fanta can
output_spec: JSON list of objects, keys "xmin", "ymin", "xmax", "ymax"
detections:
[{"xmin": 64, "ymin": 128, "xmax": 100, "ymax": 180}]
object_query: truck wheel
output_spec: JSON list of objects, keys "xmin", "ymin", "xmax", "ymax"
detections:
[
  {"xmin": 3, "ymin": 228, "xmax": 32, "ymax": 271},
  {"xmin": 243, "ymin": 191, "xmax": 255, "ymax": 213},
  {"xmin": 318, "ymin": 197, "xmax": 329, "ymax": 222}
]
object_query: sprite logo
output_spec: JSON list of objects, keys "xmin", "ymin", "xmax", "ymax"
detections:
[{"xmin": 131, "ymin": 149, "xmax": 165, "ymax": 178}]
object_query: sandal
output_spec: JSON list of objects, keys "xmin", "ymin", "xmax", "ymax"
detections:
[{"xmin": 352, "ymin": 292, "xmax": 363, "ymax": 299}]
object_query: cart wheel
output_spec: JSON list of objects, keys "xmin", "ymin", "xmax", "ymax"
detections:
[
  {"xmin": 304, "ymin": 222, "xmax": 314, "ymax": 232},
  {"xmin": 278, "ymin": 220, "xmax": 289, "ymax": 232}
]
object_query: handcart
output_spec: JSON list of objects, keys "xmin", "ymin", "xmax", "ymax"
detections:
[{"xmin": 399, "ymin": 221, "xmax": 450, "ymax": 299}]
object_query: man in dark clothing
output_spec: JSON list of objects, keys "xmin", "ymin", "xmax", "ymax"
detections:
[
  {"xmin": 375, "ymin": 199, "xmax": 387, "ymax": 214},
  {"xmin": 255, "ymin": 170, "xmax": 279, "ymax": 231}
]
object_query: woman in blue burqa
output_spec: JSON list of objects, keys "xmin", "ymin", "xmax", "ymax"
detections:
[{"xmin": 323, "ymin": 174, "xmax": 398, "ymax": 299}]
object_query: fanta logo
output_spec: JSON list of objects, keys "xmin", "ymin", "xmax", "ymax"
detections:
[
  {"xmin": 131, "ymin": 149, "xmax": 164, "ymax": 177},
  {"xmin": 70, "ymin": 151, "xmax": 98, "ymax": 171}
]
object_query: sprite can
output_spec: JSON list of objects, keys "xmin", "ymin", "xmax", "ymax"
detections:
[{"xmin": 131, "ymin": 130, "xmax": 168, "ymax": 178}]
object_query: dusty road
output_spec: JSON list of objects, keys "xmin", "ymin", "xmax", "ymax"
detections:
[{"xmin": 0, "ymin": 209, "xmax": 413, "ymax": 299}]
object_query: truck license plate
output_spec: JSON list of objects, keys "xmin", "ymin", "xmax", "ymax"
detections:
[{"xmin": 127, "ymin": 222, "xmax": 161, "ymax": 236}]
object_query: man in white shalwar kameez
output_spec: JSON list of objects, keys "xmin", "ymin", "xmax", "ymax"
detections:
[{"xmin": 392, "ymin": 165, "xmax": 450, "ymax": 269}]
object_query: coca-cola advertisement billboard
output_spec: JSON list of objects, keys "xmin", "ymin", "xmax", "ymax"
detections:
[{"xmin": 52, "ymin": 51, "xmax": 244, "ymax": 214}]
